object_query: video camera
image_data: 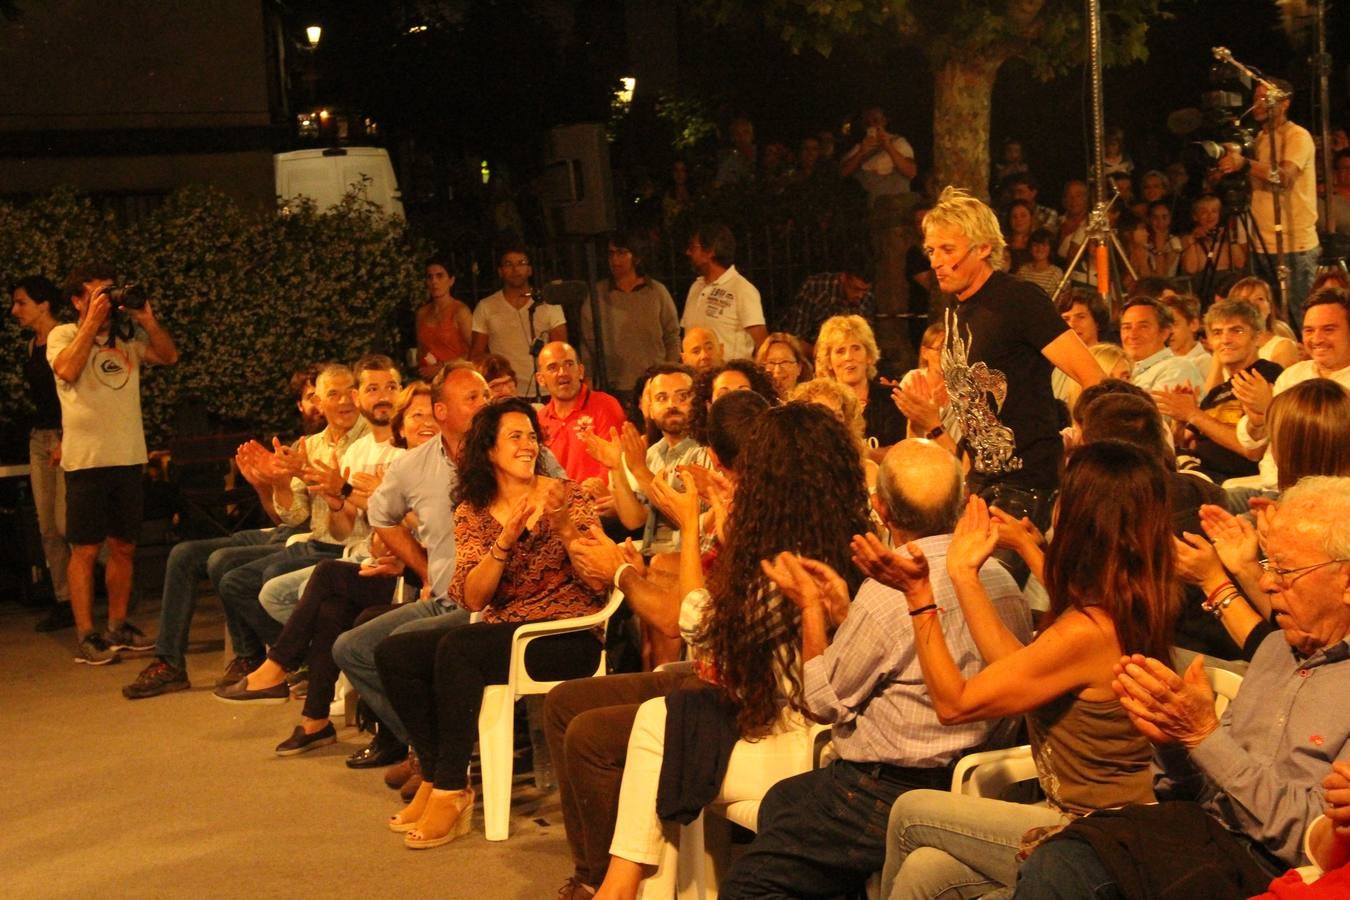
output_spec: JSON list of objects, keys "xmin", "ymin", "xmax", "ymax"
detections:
[{"xmin": 1179, "ymin": 61, "xmax": 1256, "ymax": 212}]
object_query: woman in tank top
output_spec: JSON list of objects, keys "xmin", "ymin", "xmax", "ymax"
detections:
[{"xmin": 864, "ymin": 440, "xmax": 1178, "ymax": 899}]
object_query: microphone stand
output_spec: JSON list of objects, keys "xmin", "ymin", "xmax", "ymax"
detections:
[{"xmin": 1213, "ymin": 46, "xmax": 1291, "ymax": 319}]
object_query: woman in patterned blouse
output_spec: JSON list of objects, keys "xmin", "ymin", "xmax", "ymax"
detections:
[{"xmin": 375, "ymin": 397, "xmax": 607, "ymax": 849}]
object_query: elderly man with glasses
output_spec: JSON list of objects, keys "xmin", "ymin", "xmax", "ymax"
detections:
[{"xmin": 1013, "ymin": 475, "xmax": 1350, "ymax": 897}]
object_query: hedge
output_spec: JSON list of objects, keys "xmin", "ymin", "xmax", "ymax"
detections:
[{"xmin": 1, "ymin": 186, "xmax": 423, "ymax": 447}]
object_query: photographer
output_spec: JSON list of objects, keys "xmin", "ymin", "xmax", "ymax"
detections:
[
  {"xmin": 1216, "ymin": 78, "xmax": 1320, "ymax": 328},
  {"xmin": 49, "ymin": 265, "xmax": 178, "ymax": 665}
]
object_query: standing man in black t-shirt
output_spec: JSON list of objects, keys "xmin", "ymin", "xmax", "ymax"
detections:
[
  {"xmin": 915, "ymin": 187, "xmax": 1104, "ymax": 525},
  {"xmin": 10, "ymin": 275, "xmax": 73, "ymax": 631}
]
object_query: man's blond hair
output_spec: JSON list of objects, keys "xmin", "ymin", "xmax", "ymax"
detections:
[{"xmin": 923, "ymin": 186, "xmax": 1006, "ymax": 270}]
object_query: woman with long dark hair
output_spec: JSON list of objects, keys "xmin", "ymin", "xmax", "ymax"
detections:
[
  {"xmin": 872, "ymin": 440, "xmax": 1177, "ymax": 899},
  {"xmin": 593, "ymin": 403, "xmax": 873, "ymax": 899},
  {"xmin": 375, "ymin": 397, "xmax": 606, "ymax": 849}
]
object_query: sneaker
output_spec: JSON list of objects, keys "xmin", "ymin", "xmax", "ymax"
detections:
[
  {"xmin": 74, "ymin": 632, "xmax": 120, "ymax": 666},
  {"xmin": 123, "ymin": 659, "xmax": 190, "ymax": 699},
  {"xmin": 106, "ymin": 622, "xmax": 155, "ymax": 652},
  {"xmin": 217, "ymin": 655, "xmax": 262, "ymax": 688},
  {"xmin": 274, "ymin": 722, "xmax": 337, "ymax": 757},
  {"xmin": 35, "ymin": 603, "xmax": 75, "ymax": 632}
]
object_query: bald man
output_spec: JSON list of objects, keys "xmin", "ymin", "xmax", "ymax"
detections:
[
  {"xmin": 722, "ymin": 440, "xmax": 1032, "ymax": 898},
  {"xmin": 681, "ymin": 326, "xmax": 724, "ymax": 373},
  {"xmin": 535, "ymin": 341, "xmax": 627, "ymax": 481}
]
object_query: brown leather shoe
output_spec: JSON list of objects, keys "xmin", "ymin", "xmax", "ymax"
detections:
[
  {"xmin": 384, "ymin": 757, "xmax": 414, "ymax": 790},
  {"xmin": 555, "ymin": 876, "xmax": 597, "ymax": 900},
  {"xmin": 400, "ymin": 773, "xmax": 424, "ymax": 803}
]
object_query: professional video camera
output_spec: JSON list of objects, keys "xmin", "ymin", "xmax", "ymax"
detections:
[{"xmin": 1177, "ymin": 61, "xmax": 1256, "ymax": 212}]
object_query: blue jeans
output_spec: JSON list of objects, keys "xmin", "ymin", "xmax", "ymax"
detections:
[
  {"xmin": 217, "ymin": 540, "xmax": 342, "ymax": 660},
  {"xmin": 720, "ymin": 759, "xmax": 954, "ymax": 899},
  {"xmin": 153, "ymin": 527, "xmax": 294, "ymax": 670},
  {"xmin": 331, "ymin": 599, "xmax": 469, "ymax": 745},
  {"xmin": 1254, "ymin": 245, "xmax": 1319, "ymax": 329},
  {"xmin": 882, "ymin": 789, "xmax": 1065, "ymax": 900},
  {"xmin": 1012, "ymin": 839, "xmax": 1123, "ymax": 899},
  {"xmin": 258, "ymin": 564, "xmax": 313, "ymax": 625}
]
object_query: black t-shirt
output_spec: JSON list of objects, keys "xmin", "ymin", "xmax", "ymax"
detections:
[
  {"xmin": 864, "ymin": 379, "xmax": 908, "ymax": 449},
  {"xmin": 1189, "ymin": 359, "xmax": 1283, "ymax": 480},
  {"xmin": 25, "ymin": 338, "xmax": 62, "ymax": 431},
  {"xmin": 946, "ymin": 270, "xmax": 1068, "ymax": 490}
]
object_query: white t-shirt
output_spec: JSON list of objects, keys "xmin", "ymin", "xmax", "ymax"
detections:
[
  {"xmin": 46, "ymin": 323, "xmax": 149, "ymax": 471},
  {"xmin": 339, "ymin": 433, "xmax": 404, "ymax": 560},
  {"xmin": 1250, "ymin": 120, "xmax": 1319, "ymax": 253},
  {"xmin": 1236, "ymin": 360, "xmax": 1350, "ymax": 488},
  {"xmin": 681, "ymin": 265, "xmax": 765, "ymax": 361},
  {"xmin": 470, "ymin": 291, "xmax": 566, "ymax": 396}
]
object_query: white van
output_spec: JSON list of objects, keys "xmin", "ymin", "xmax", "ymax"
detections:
[{"xmin": 274, "ymin": 147, "xmax": 404, "ymax": 218}]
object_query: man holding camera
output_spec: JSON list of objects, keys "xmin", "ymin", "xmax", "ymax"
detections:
[
  {"xmin": 1217, "ymin": 79, "xmax": 1320, "ymax": 328},
  {"xmin": 49, "ymin": 265, "xmax": 178, "ymax": 665}
]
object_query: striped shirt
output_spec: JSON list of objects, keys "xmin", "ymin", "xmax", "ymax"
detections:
[{"xmin": 802, "ymin": 533, "xmax": 1032, "ymax": 767}]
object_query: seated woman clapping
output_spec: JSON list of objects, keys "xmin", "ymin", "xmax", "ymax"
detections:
[
  {"xmin": 593, "ymin": 403, "xmax": 873, "ymax": 899},
  {"xmin": 870, "ymin": 440, "xmax": 1177, "ymax": 899},
  {"xmin": 374, "ymin": 397, "xmax": 608, "ymax": 849}
]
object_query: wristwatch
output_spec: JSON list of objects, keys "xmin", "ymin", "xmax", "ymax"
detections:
[{"xmin": 925, "ymin": 425, "xmax": 945, "ymax": 441}]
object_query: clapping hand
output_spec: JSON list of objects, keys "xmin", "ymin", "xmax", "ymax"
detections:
[
  {"xmin": 947, "ymin": 495, "xmax": 998, "ymax": 577},
  {"xmin": 1112, "ymin": 654, "xmax": 1218, "ymax": 748},
  {"xmin": 1197, "ymin": 504, "xmax": 1259, "ymax": 575},
  {"xmin": 1173, "ymin": 532, "xmax": 1226, "ymax": 585},
  {"xmin": 1231, "ymin": 369, "xmax": 1273, "ymax": 420},
  {"xmin": 568, "ymin": 522, "xmax": 625, "ymax": 585},
  {"xmin": 647, "ymin": 465, "xmax": 701, "ymax": 529},
  {"xmin": 850, "ymin": 532, "xmax": 934, "ymax": 608},
  {"xmin": 618, "ymin": 422, "xmax": 653, "ymax": 484},
  {"xmin": 760, "ymin": 552, "xmax": 852, "ymax": 628},
  {"xmin": 581, "ymin": 426, "xmax": 623, "ymax": 471},
  {"xmin": 1152, "ymin": 385, "xmax": 1199, "ymax": 423},
  {"xmin": 304, "ymin": 458, "xmax": 349, "ymax": 498},
  {"xmin": 498, "ymin": 494, "xmax": 536, "ymax": 550}
]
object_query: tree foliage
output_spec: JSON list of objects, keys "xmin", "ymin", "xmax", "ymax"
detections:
[
  {"xmin": 1, "ymin": 187, "xmax": 423, "ymax": 446},
  {"xmin": 695, "ymin": 0, "xmax": 1172, "ymax": 195}
]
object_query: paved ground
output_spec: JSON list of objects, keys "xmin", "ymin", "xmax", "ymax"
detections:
[{"xmin": 2, "ymin": 589, "xmax": 576, "ymax": 899}]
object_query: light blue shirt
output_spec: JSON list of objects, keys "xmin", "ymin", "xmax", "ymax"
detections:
[{"xmin": 1130, "ymin": 347, "xmax": 1204, "ymax": 394}]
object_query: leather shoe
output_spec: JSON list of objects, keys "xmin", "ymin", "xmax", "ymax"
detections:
[
  {"xmin": 274, "ymin": 722, "xmax": 337, "ymax": 756},
  {"xmin": 213, "ymin": 676, "xmax": 289, "ymax": 704},
  {"xmin": 384, "ymin": 756, "xmax": 414, "ymax": 789},
  {"xmin": 347, "ymin": 734, "xmax": 408, "ymax": 769}
]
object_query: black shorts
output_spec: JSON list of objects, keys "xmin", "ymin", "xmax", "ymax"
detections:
[{"xmin": 64, "ymin": 465, "xmax": 144, "ymax": 545}]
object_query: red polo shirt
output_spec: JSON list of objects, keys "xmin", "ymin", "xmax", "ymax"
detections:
[{"xmin": 537, "ymin": 384, "xmax": 627, "ymax": 482}]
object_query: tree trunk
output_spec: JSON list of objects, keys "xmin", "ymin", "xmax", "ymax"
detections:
[{"xmin": 931, "ymin": 54, "xmax": 1006, "ymax": 200}]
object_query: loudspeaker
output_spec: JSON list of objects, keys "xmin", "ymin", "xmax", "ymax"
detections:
[{"xmin": 542, "ymin": 123, "xmax": 616, "ymax": 236}]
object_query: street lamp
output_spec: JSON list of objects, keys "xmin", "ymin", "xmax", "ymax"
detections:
[
  {"xmin": 305, "ymin": 25, "xmax": 322, "ymax": 49},
  {"xmin": 615, "ymin": 75, "xmax": 636, "ymax": 107}
]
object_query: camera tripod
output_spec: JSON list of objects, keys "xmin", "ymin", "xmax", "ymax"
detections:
[
  {"xmin": 1051, "ymin": 190, "xmax": 1137, "ymax": 311},
  {"xmin": 1188, "ymin": 202, "xmax": 1271, "ymax": 302}
]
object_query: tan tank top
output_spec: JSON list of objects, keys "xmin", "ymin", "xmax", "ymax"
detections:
[{"xmin": 1026, "ymin": 691, "xmax": 1155, "ymax": 816}]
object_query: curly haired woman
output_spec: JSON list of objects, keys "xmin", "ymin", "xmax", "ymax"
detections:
[{"xmin": 592, "ymin": 404, "xmax": 873, "ymax": 899}]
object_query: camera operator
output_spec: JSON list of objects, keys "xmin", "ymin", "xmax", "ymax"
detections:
[
  {"xmin": 49, "ymin": 265, "xmax": 178, "ymax": 665},
  {"xmin": 1216, "ymin": 79, "xmax": 1320, "ymax": 328}
]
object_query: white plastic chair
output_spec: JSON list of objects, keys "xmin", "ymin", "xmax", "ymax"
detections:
[
  {"xmin": 948, "ymin": 666, "xmax": 1245, "ymax": 799},
  {"xmin": 478, "ymin": 585, "xmax": 627, "ymax": 841},
  {"xmin": 652, "ymin": 721, "xmax": 832, "ymax": 900}
]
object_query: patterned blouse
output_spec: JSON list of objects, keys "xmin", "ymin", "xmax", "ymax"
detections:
[{"xmin": 448, "ymin": 481, "xmax": 605, "ymax": 624}]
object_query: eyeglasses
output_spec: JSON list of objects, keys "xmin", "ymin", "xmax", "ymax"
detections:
[
  {"xmin": 1258, "ymin": 557, "xmax": 1350, "ymax": 586},
  {"xmin": 761, "ymin": 359, "xmax": 800, "ymax": 369},
  {"xmin": 543, "ymin": 360, "xmax": 578, "ymax": 375}
]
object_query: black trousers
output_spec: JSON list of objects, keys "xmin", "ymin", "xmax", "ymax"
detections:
[
  {"xmin": 266, "ymin": 559, "xmax": 396, "ymax": 721},
  {"xmin": 720, "ymin": 758, "xmax": 954, "ymax": 900},
  {"xmin": 376, "ymin": 621, "xmax": 603, "ymax": 789}
]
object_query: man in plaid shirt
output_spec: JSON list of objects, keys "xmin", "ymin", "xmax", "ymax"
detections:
[{"xmin": 780, "ymin": 249, "xmax": 876, "ymax": 352}]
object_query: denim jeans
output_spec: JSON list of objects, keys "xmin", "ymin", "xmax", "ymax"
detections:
[
  {"xmin": 216, "ymin": 540, "xmax": 341, "ymax": 660},
  {"xmin": 331, "ymin": 599, "xmax": 469, "ymax": 745},
  {"xmin": 258, "ymin": 564, "xmax": 313, "ymax": 624},
  {"xmin": 29, "ymin": 428, "xmax": 69, "ymax": 603},
  {"xmin": 153, "ymin": 527, "xmax": 293, "ymax": 670},
  {"xmin": 1254, "ymin": 245, "xmax": 1320, "ymax": 329},
  {"xmin": 720, "ymin": 759, "xmax": 955, "ymax": 899},
  {"xmin": 1012, "ymin": 838, "xmax": 1123, "ymax": 899},
  {"xmin": 882, "ymin": 789, "xmax": 1065, "ymax": 900}
]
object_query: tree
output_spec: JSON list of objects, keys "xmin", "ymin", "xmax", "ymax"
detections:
[{"xmin": 697, "ymin": 0, "xmax": 1168, "ymax": 199}]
